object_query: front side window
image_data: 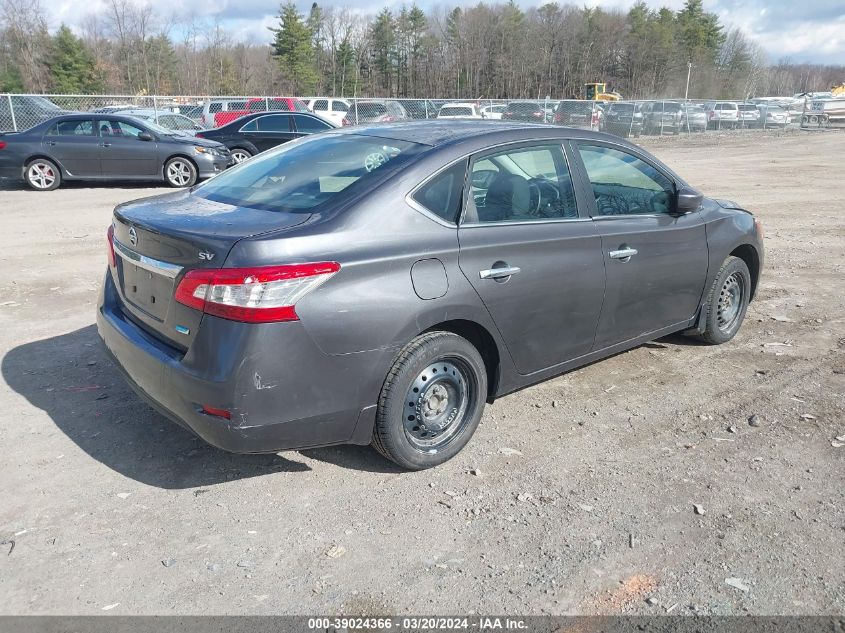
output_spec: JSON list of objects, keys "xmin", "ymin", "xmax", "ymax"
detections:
[
  {"xmin": 313, "ymin": 99, "xmax": 329, "ymax": 111},
  {"xmin": 249, "ymin": 100, "xmax": 267, "ymax": 112},
  {"xmin": 257, "ymin": 114, "xmax": 292, "ymax": 132},
  {"xmin": 331, "ymin": 101, "xmax": 349, "ymax": 112},
  {"xmin": 465, "ymin": 144, "xmax": 578, "ymax": 223},
  {"xmin": 576, "ymin": 144, "xmax": 673, "ymax": 216},
  {"xmin": 194, "ymin": 134, "xmax": 426, "ymax": 213},
  {"xmin": 209, "ymin": 103, "xmax": 223, "ymax": 113},
  {"xmin": 293, "ymin": 115, "xmax": 331, "ymax": 133},
  {"xmin": 411, "ymin": 160, "xmax": 466, "ymax": 223},
  {"xmin": 99, "ymin": 120, "xmax": 145, "ymax": 138}
]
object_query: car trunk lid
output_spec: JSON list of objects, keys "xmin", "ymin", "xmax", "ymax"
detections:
[{"xmin": 111, "ymin": 189, "xmax": 311, "ymax": 350}]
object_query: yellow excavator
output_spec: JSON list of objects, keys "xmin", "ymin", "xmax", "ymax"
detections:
[
  {"xmin": 583, "ymin": 82, "xmax": 622, "ymax": 101},
  {"xmin": 832, "ymin": 83, "xmax": 845, "ymax": 97}
]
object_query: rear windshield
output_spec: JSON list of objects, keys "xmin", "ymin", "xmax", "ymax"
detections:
[
  {"xmin": 608, "ymin": 103, "xmax": 634, "ymax": 113},
  {"xmin": 440, "ymin": 106, "xmax": 472, "ymax": 116},
  {"xmin": 508, "ymin": 102, "xmax": 541, "ymax": 111},
  {"xmin": 355, "ymin": 103, "xmax": 387, "ymax": 116},
  {"xmin": 738, "ymin": 104, "xmax": 758, "ymax": 111},
  {"xmin": 194, "ymin": 134, "xmax": 426, "ymax": 213}
]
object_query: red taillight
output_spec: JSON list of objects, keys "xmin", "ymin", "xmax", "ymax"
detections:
[
  {"xmin": 106, "ymin": 224, "xmax": 116, "ymax": 268},
  {"xmin": 554, "ymin": 113, "xmax": 563, "ymax": 123},
  {"xmin": 0, "ymin": 140, "xmax": 6, "ymax": 150},
  {"xmin": 532, "ymin": 111, "xmax": 543, "ymax": 117},
  {"xmin": 195, "ymin": 132, "xmax": 204, "ymax": 138},
  {"xmin": 200, "ymin": 405, "xmax": 231, "ymax": 420},
  {"xmin": 341, "ymin": 117, "xmax": 350, "ymax": 126},
  {"xmin": 174, "ymin": 262, "xmax": 341, "ymax": 323},
  {"xmin": 709, "ymin": 112, "xmax": 715, "ymax": 119}
]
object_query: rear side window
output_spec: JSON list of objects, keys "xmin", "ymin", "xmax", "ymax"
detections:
[
  {"xmin": 332, "ymin": 101, "xmax": 349, "ymax": 112},
  {"xmin": 209, "ymin": 103, "xmax": 223, "ymax": 113},
  {"xmin": 228, "ymin": 101, "xmax": 246, "ymax": 110},
  {"xmin": 249, "ymin": 101, "xmax": 267, "ymax": 112},
  {"xmin": 257, "ymin": 114, "xmax": 292, "ymax": 132},
  {"xmin": 313, "ymin": 99, "xmax": 328, "ymax": 111},
  {"xmin": 48, "ymin": 120, "xmax": 95, "ymax": 136},
  {"xmin": 412, "ymin": 161, "xmax": 466, "ymax": 223}
]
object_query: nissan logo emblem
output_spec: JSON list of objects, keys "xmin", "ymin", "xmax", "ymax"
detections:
[{"xmin": 128, "ymin": 227, "xmax": 138, "ymax": 247}]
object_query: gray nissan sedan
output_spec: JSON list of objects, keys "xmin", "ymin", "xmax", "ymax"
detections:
[{"xmin": 97, "ymin": 121, "xmax": 763, "ymax": 469}]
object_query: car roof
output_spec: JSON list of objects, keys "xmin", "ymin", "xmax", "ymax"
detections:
[{"xmin": 334, "ymin": 120, "xmax": 619, "ymax": 147}]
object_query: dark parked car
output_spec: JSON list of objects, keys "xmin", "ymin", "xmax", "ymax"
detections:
[
  {"xmin": 601, "ymin": 102, "xmax": 644, "ymax": 137},
  {"xmin": 98, "ymin": 121, "xmax": 763, "ymax": 470},
  {"xmin": 0, "ymin": 114, "xmax": 231, "ymax": 190},
  {"xmin": 402, "ymin": 99, "xmax": 440, "ymax": 120},
  {"xmin": 641, "ymin": 101, "xmax": 683, "ymax": 134},
  {"xmin": 348, "ymin": 100, "xmax": 410, "ymax": 124},
  {"xmin": 501, "ymin": 101, "xmax": 547, "ymax": 122},
  {"xmin": 553, "ymin": 101, "xmax": 602, "ymax": 129},
  {"xmin": 196, "ymin": 111, "xmax": 337, "ymax": 164}
]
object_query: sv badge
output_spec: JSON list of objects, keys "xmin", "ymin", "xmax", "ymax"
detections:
[{"xmin": 198, "ymin": 251, "xmax": 215, "ymax": 261}]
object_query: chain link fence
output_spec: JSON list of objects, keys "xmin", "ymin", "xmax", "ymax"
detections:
[{"xmin": 2, "ymin": 93, "xmax": 841, "ymax": 136}]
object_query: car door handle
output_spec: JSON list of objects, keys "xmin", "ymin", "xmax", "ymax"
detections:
[
  {"xmin": 47, "ymin": 140, "xmax": 57, "ymax": 146},
  {"xmin": 608, "ymin": 248, "xmax": 638, "ymax": 260},
  {"xmin": 99, "ymin": 142, "xmax": 112, "ymax": 148},
  {"xmin": 479, "ymin": 266, "xmax": 521, "ymax": 280}
]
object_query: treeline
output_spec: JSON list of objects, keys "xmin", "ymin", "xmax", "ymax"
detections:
[{"xmin": 1, "ymin": 0, "xmax": 842, "ymax": 99}]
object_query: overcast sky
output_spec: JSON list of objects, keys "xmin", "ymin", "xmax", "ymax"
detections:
[{"xmin": 52, "ymin": 0, "xmax": 845, "ymax": 66}]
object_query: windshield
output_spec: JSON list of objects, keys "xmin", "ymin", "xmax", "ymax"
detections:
[
  {"xmin": 194, "ymin": 134, "xmax": 427, "ymax": 213},
  {"xmin": 124, "ymin": 117, "xmax": 173, "ymax": 135},
  {"xmin": 441, "ymin": 107, "xmax": 472, "ymax": 116}
]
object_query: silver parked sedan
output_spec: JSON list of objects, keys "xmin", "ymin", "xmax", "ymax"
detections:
[{"xmin": 98, "ymin": 122, "xmax": 764, "ymax": 469}]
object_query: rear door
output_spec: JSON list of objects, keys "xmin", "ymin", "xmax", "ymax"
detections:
[
  {"xmin": 457, "ymin": 142, "xmax": 605, "ymax": 374},
  {"xmin": 571, "ymin": 141, "xmax": 708, "ymax": 349},
  {"xmin": 42, "ymin": 119, "xmax": 101, "ymax": 177},
  {"xmin": 241, "ymin": 114, "xmax": 295, "ymax": 152},
  {"xmin": 97, "ymin": 119, "xmax": 159, "ymax": 177}
]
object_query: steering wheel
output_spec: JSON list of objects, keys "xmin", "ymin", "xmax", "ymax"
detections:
[
  {"xmin": 363, "ymin": 152, "xmax": 388, "ymax": 172},
  {"xmin": 527, "ymin": 178, "xmax": 561, "ymax": 216}
]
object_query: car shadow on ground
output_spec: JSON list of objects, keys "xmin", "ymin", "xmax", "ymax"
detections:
[
  {"xmin": 2, "ymin": 324, "xmax": 398, "ymax": 489},
  {"xmin": 0, "ymin": 178, "xmax": 169, "ymax": 191}
]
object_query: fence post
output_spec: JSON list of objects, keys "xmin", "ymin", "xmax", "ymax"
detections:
[
  {"xmin": 153, "ymin": 95, "xmax": 159, "ymax": 123},
  {"xmin": 8, "ymin": 94, "xmax": 18, "ymax": 132},
  {"xmin": 265, "ymin": 96, "xmax": 269, "ymax": 111}
]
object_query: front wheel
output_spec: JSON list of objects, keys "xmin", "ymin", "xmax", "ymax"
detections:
[
  {"xmin": 372, "ymin": 331, "xmax": 488, "ymax": 470},
  {"xmin": 25, "ymin": 158, "xmax": 61, "ymax": 191},
  {"xmin": 693, "ymin": 256, "xmax": 751, "ymax": 345},
  {"xmin": 164, "ymin": 157, "xmax": 198, "ymax": 187},
  {"xmin": 230, "ymin": 148, "xmax": 252, "ymax": 164}
]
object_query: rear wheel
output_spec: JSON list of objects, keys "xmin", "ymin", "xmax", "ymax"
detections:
[
  {"xmin": 230, "ymin": 148, "xmax": 252, "ymax": 164},
  {"xmin": 372, "ymin": 331, "xmax": 487, "ymax": 470},
  {"xmin": 24, "ymin": 158, "xmax": 61, "ymax": 191},
  {"xmin": 693, "ymin": 256, "xmax": 751, "ymax": 345},
  {"xmin": 164, "ymin": 157, "xmax": 197, "ymax": 187}
]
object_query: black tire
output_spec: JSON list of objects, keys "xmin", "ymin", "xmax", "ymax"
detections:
[
  {"xmin": 230, "ymin": 148, "xmax": 253, "ymax": 164},
  {"xmin": 693, "ymin": 256, "xmax": 751, "ymax": 345},
  {"xmin": 164, "ymin": 156, "xmax": 198, "ymax": 188},
  {"xmin": 372, "ymin": 331, "xmax": 487, "ymax": 470},
  {"xmin": 24, "ymin": 158, "xmax": 61, "ymax": 191}
]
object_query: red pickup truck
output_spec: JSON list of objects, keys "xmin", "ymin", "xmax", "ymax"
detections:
[{"xmin": 213, "ymin": 97, "xmax": 309, "ymax": 127}]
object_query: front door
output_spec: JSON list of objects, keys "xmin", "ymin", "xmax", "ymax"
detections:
[
  {"xmin": 572, "ymin": 142, "xmax": 709, "ymax": 349},
  {"xmin": 42, "ymin": 119, "xmax": 100, "ymax": 177},
  {"xmin": 97, "ymin": 119, "xmax": 159, "ymax": 177},
  {"xmin": 457, "ymin": 142, "xmax": 606, "ymax": 375}
]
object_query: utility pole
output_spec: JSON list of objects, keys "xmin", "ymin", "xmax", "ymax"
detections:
[{"xmin": 684, "ymin": 62, "xmax": 692, "ymax": 101}]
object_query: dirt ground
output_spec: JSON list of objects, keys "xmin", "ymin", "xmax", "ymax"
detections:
[{"xmin": 0, "ymin": 130, "xmax": 843, "ymax": 616}]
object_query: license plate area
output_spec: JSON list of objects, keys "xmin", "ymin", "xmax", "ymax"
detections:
[{"xmin": 121, "ymin": 263, "xmax": 174, "ymax": 322}]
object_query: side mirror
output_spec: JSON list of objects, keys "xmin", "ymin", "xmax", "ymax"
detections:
[
  {"xmin": 137, "ymin": 131, "xmax": 154, "ymax": 141},
  {"xmin": 675, "ymin": 184, "xmax": 703, "ymax": 214}
]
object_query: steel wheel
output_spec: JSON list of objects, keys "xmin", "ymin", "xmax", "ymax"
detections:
[
  {"xmin": 717, "ymin": 272, "xmax": 745, "ymax": 333},
  {"xmin": 27, "ymin": 161, "xmax": 58, "ymax": 190},
  {"xmin": 403, "ymin": 359, "xmax": 476, "ymax": 452},
  {"xmin": 231, "ymin": 149, "xmax": 251, "ymax": 164},
  {"xmin": 165, "ymin": 158, "xmax": 196, "ymax": 187}
]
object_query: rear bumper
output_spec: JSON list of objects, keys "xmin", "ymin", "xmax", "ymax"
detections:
[{"xmin": 96, "ymin": 271, "xmax": 383, "ymax": 453}]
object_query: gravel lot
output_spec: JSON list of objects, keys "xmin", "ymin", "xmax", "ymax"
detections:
[{"xmin": 1, "ymin": 130, "xmax": 843, "ymax": 616}]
